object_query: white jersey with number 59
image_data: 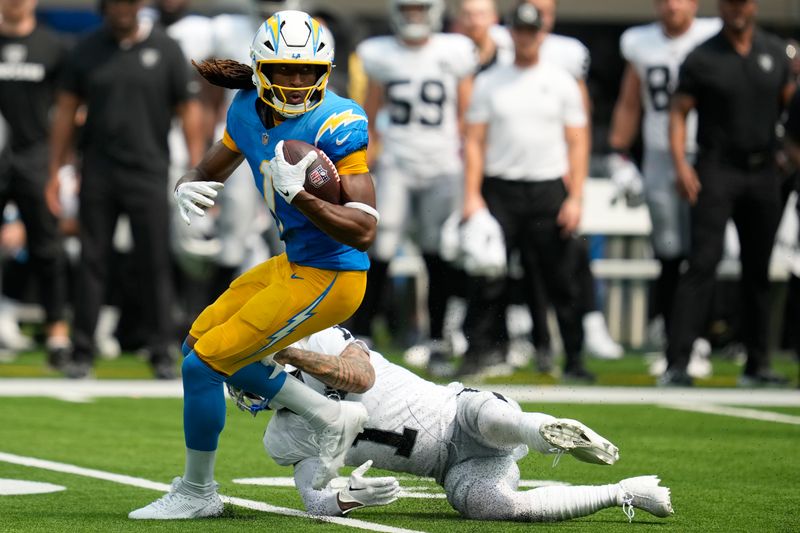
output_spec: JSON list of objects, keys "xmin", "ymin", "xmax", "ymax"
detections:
[
  {"xmin": 621, "ymin": 18, "xmax": 721, "ymax": 152},
  {"xmin": 265, "ymin": 327, "xmax": 459, "ymax": 481},
  {"xmin": 357, "ymin": 34, "xmax": 476, "ymax": 180}
]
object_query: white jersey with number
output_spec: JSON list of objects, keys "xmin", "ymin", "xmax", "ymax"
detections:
[
  {"xmin": 488, "ymin": 26, "xmax": 590, "ymax": 80},
  {"xmin": 265, "ymin": 327, "xmax": 459, "ymax": 481},
  {"xmin": 621, "ymin": 18, "xmax": 721, "ymax": 152},
  {"xmin": 357, "ymin": 34, "xmax": 476, "ymax": 180}
]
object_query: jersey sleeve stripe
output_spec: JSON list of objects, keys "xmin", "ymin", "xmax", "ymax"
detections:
[
  {"xmin": 221, "ymin": 129, "xmax": 241, "ymax": 153},
  {"xmin": 335, "ymin": 149, "xmax": 369, "ymax": 175}
]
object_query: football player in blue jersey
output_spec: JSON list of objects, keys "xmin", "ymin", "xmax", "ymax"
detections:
[{"xmin": 129, "ymin": 10, "xmax": 380, "ymax": 520}]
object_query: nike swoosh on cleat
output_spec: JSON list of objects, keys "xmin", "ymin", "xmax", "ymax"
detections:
[{"xmin": 335, "ymin": 132, "xmax": 352, "ymax": 145}]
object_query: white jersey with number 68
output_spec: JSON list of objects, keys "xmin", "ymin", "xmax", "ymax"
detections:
[
  {"xmin": 357, "ymin": 33, "xmax": 476, "ymax": 180},
  {"xmin": 620, "ymin": 18, "xmax": 721, "ymax": 153},
  {"xmin": 265, "ymin": 326, "xmax": 459, "ymax": 482}
]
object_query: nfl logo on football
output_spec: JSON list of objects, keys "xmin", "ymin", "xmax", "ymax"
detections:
[{"xmin": 308, "ymin": 165, "xmax": 329, "ymax": 188}]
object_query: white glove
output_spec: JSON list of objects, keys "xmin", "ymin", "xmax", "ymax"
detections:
[
  {"xmin": 460, "ymin": 208, "xmax": 507, "ymax": 279},
  {"xmin": 174, "ymin": 181, "xmax": 225, "ymax": 225},
  {"xmin": 269, "ymin": 140, "xmax": 318, "ymax": 204},
  {"xmin": 329, "ymin": 460, "xmax": 400, "ymax": 514},
  {"xmin": 608, "ymin": 152, "xmax": 644, "ymax": 208}
]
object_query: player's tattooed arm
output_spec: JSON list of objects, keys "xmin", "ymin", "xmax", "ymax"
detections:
[{"xmin": 274, "ymin": 342, "xmax": 375, "ymax": 393}]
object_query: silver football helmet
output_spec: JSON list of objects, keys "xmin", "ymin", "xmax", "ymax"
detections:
[{"xmin": 389, "ymin": 0, "xmax": 444, "ymax": 42}]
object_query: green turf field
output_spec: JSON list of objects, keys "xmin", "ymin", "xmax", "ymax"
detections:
[{"xmin": 1, "ymin": 393, "xmax": 798, "ymax": 532}]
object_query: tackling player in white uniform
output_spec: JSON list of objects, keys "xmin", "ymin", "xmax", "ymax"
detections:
[
  {"xmin": 608, "ymin": 0, "xmax": 720, "ymax": 378},
  {"xmin": 248, "ymin": 326, "xmax": 673, "ymax": 523},
  {"xmin": 349, "ymin": 0, "xmax": 476, "ymax": 364}
]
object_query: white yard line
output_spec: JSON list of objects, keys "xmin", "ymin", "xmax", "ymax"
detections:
[
  {"xmin": 660, "ymin": 403, "xmax": 800, "ymax": 425},
  {"xmin": 2, "ymin": 379, "xmax": 800, "ymax": 406},
  {"xmin": 490, "ymin": 385, "xmax": 800, "ymax": 406},
  {"xmin": 0, "ymin": 451, "xmax": 425, "ymax": 533}
]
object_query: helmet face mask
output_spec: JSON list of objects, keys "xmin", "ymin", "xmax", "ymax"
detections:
[
  {"xmin": 250, "ymin": 10, "xmax": 334, "ymax": 118},
  {"xmin": 390, "ymin": 0, "xmax": 444, "ymax": 42}
]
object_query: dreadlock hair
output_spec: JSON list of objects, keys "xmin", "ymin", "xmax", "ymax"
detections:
[{"xmin": 192, "ymin": 59, "xmax": 254, "ymax": 90}]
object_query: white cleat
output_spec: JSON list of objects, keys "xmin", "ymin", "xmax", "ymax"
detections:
[
  {"xmin": 583, "ymin": 311, "xmax": 624, "ymax": 360},
  {"xmin": 687, "ymin": 338, "xmax": 712, "ymax": 379},
  {"xmin": 313, "ymin": 401, "xmax": 369, "ymax": 490},
  {"xmin": 128, "ymin": 477, "xmax": 223, "ymax": 519},
  {"xmin": 618, "ymin": 475, "xmax": 673, "ymax": 521},
  {"xmin": 539, "ymin": 418, "xmax": 620, "ymax": 465}
]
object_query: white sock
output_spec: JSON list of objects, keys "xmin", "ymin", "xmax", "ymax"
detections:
[
  {"xmin": 272, "ymin": 373, "xmax": 339, "ymax": 431},
  {"xmin": 183, "ymin": 448, "xmax": 217, "ymax": 496},
  {"xmin": 524, "ymin": 484, "xmax": 620, "ymax": 521},
  {"xmin": 476, "ymin": 400, "xmax": 556, "ymax": 454}
]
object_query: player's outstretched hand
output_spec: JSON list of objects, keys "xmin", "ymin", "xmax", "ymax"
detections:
[
  {"xmin": 270, "ymin": 140, "xmax": 318, "ymax": 204},
  {"xmin": 174, "ymin": 181, "xmax": 225, "ymax": 225},
  {"xmin": 332, "ymin": 460, "xmax": 400, "ymax": 514}
]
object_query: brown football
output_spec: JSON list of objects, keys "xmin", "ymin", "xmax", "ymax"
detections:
[{"xmin": 282, "ymin": 139, "xmax": 341, "ymax": 204}]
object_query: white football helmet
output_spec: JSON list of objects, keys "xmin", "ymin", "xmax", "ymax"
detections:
[
  {"xmin": 389, "ymin": 0, "xmax": 444, "ymax": 42},
  {"xmin": 250, "ymin": 10, "xmax": 334, "ymax": 117},
  {"xmin": 460, "ymin": 208, "xmax": 507, "ymax": 279}
]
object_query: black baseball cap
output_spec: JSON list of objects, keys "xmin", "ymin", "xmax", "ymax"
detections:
[{"xmin": 510, "ymin": 3, "xmax": 542, "ymax": 30}]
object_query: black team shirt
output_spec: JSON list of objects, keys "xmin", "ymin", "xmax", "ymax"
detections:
[
  {"xmin": 59, "ymin": 24, "xmax": 194, "ymax": 174},
  {"xmin": 676, "ymin": 28, "xmax": 792, "ymax": 155},
  {"xmin": 0, "ymin": 25, "xmax": 67, "ymax": 151}
]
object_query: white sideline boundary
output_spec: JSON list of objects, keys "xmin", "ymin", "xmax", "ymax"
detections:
[
  {"xmin": 2, "ymin": 380, "xmax": 799, "ymax": 426},
  {"xmin": 661, "ymin": 403, "xmax": 800, "ymax": 425},
  {"xmin": 0, "ymin": 451, "xmax": 424, "ymax": 533},
  {"xmin": 1, "ymin": 379, "xmax": 799, "ymax": 405}
]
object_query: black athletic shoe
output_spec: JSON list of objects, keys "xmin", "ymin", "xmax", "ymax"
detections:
[
  {"xmin": 562, "ymin": 366, "xmax": 596, "ymax": 384},
  {"xmin": 534, "ymin": 347, "xmax": 555, "ymax": 374},
  {"xmin": 737, "ymin": 371, "xmax": 789, "ymax": 388},
  {"xmin": 657, "ymin": 368, "xmax": 693, "ymax": 387},
  {"xmin": 46, "ymin": 346, "xmax": 71, "ymax": 371},
  {"xmin": 65, "ymin": 361, "xmax": 93, "ymax": 380},
  {"xmin": 153, "ymin": 362, "xmax": 178, "ymax": 380}
]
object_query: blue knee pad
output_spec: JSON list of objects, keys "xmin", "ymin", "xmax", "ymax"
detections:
[
  {"xmin": 182, "ymin": 353, "xmax": 226, "ymax": 451},
  {"xmin": 227, "ymin": 362, "xmax": 287, "ymax": 404}
]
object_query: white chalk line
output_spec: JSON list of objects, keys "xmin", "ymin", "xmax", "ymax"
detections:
[
  {"xmin": 0, "ymin": 451, "xmax": 425, "ymax": 533},
  {"xmin": 659, "ymin": 403, "xmax": 800, "ymax": 425}
]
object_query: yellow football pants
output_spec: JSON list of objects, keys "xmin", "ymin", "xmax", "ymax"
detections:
[{"xmin": 190, "ymin": 253, "xmax": 366, "ymax": 375}]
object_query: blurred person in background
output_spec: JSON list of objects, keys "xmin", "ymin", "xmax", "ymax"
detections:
[
  {"xmin": 521, "ymin": 0, "xmax": 623, "ymax": 367},
  {"xmin": 349, "ymin": 0, "xmax": 476, "ymax": 367},
  {"xmin": 0, "ymin": 0, "xmax": 71, "ymax": 365},
  {"xmin": 455, "ymin": 0, "xmax": 617, "ymax": 379},
  {"xmin": 608, "ymin": 0, "xmax": 720, "ymax": 379},
  {"xmin": 781, "ymin": 83, "xmax": 800, "ymax": 383},
  {"xmin": 461, "ymin": 3, "xmax": 591, "ymax": 381},
  {"xmin": 45, "ymin": 0, "xmax": 205, "ymax": 379},
  {"xmin": 142, "ymin": 0, "xmax": 218, "ymax": 329},
  {"xmin": 144, "ymin": 0, "xmax": 273, "ymax": 331},
  {"xmin": 665, "ymin": 0, "xmax": 795, "ymax": 387}
]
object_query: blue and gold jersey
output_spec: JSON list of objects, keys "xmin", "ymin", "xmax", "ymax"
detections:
[{"xmin": 223, "ymin": 89, "xmax": 370, "ymax": 271}]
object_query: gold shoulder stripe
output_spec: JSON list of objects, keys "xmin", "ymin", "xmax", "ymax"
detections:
[{"xmin": 222, "ymin": 130, "xmax": 241, "ymax": 153}]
